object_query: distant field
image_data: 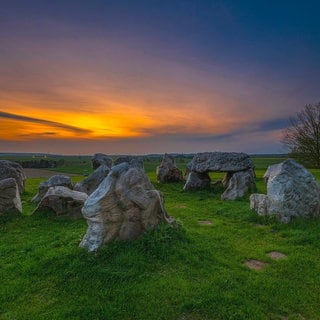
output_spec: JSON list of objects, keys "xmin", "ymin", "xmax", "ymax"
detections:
[{"xmin": 1, "ymin": 154, "xmax": 320, "ymax": 319}]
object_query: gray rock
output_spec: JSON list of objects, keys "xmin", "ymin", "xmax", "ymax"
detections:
[
  {"xmin": 183, "ymin": 172, "xmax": 211, "ymax": 191},
  {"xmin": 221, "ymin": 169, "xmax": 256, "ymax": 200},
  {"xmin": 32, "ymin": 175, "xmax": 73, "ymax": 202},
  {"xmin": 263, "ymin": 163, "xmax": 281, "ymax": 183},
  {"xmin": 80, "ymin": 163, "xmax": 175, "ymax": 252},
  {"xmin": 190, "ymin": 152, "xmax": 254, "ymax": 173},
  {"xmin": 0, "ymin": 178, "xmax": 22, "ymax": 214},
  {"xmin": 114, "ymin": 156, "xmax": 144, "ymax": 169},
  {"xmin": 156, "ymin": 153, "xmax": 183, "ymax": 183},
  {"xmin": 0, "ymin": 160, "xmax": 26, "ymax": 194},
  {"xmin": 92, "ymin": 153, "xmax": 113, "ymax": 170},
  {"xmin": 74, "ymin": 164, "xmax": 110, "ymax": 195},
  {"xmin": 33, "ymin": 186, "xmax": 88, "ymax": 217},
  {"xmin": 250, "ymin": 159, "xmax": 320, "ymax": 223}
]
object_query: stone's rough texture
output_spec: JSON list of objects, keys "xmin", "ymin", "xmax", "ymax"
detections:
[
  {"xmin": 74, "ymin": 165, "xmax": 110, "ymax": 195},
  {"xmin": 263, "ymin": 163, "xmax": 281, "ymax": 183},
  {"xmin": 184, "ymin": 161, "xmax": 192, "ymax": 180},
  {"xmin": 183, "ymin": 152, "xmax": 256, "ymax": 200},
  {"xmin": 190, "ymin": 152, "xmax": 254, "ymax": 173},
  {"xmin": 32, "ymin": 175, "xmax": 73, "ymax": 202},
  {"xmin": 183, "ymin": 172, "xmax": 211, "ymax": 191},
  {"xmin": 114, "ymin": 156, "xmax": 144, "ymax": 169},
  {"xmin": 221, "ymin": 169, "xmax": 256, "ymax": 200},
  {"xmin": 250, "ymin": 159, "xmax": 320, "ymax": 223},
  {"xmin": 0, "ymin": 178, "xmax": 22, "ymax": 214},
  {"xmin": 245, "ymin": 259, "xmax": 267, "ymax": 270},
  {"xmin": 33, "ymin": 186, "xmax": 88, "ymax": 217},
  {"xmin": 156, "ymin": 153, "xmax": 183, "ymax": 183},
  {"xmin": 92, "ymin": 153, "xmax": 113, "ymax": 170},
  {"xmin": 80, "ymin": 163, "xmax": 175, "ymax": 252},
  {"xmin": 0, "ymin": 160, "xmax": 26, "ymax": 194}
]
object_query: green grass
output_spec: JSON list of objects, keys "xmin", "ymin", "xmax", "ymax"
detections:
[{"xmin": 1, "ymin": 157, "xmax": 320, "ymax": 319}]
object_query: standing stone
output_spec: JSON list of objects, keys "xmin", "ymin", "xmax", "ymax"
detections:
[
  {"xmin": 0, "ymin": 178, "xmax": 22, "ymax": 214},
  {"xmin": 32, "ymin": 175, "xmax": 73, "ymax": 202},
  {"xmin": 80, "ymin": 162, "xmax": 175, "ymax": 252},
  {"xmin": 0, "ymin": 160, "xmax": 26, "ymax": 194},
  {"xmin": 250, "ymin": 159, "xmax": 320, "ymax": 223},
  {"xmin": 92, "ymin": 153, "xmax": 113, "ymax": 170},
  {"xmin": 183, "ymin": 172, "xmax": 211, "ymax": 191},
  {"xmin": 221, "ymin": 169, "xmax": 256, "ymax": 200},
  {"xmin": 74, "ymin": 164, "xmax": 110, "ymax": 195},
  {"xmin": 156, "ymin": 153, "xmax": 183, "ymax": 183},
  {"xmin": 33, "ymin": 186, "xmax": 88, "ymax": 217}
]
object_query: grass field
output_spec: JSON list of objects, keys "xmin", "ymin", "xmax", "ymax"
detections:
[{"xmin": 1, "ymin": 156, "xmax": 320, "ymax": 319}]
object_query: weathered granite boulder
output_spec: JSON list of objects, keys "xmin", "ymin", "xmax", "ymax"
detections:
[
  {"xmin": 156, "ymin": 153, "xmax": 183, "ymax": 183},
  {"xmin": 92, "ymin": 153, "xmax": 113, "ymax": 170},
  {"xmin": 80, "ymin": 162, "xmax": 175, "ymax": 252},
  {"xmin": 263, "ymin": 163, "xmax": 281, "ymax": 183},
  {"xmin": 0, "ymin": 160, "xmax": 26, "ymax": 194},
  {"xmin": 250, "ymin": 159, "xmax": 320, "ymax": 223},
  {"xmin": 74, "ymin": 164, "xmax": 110, "ymax": 195},
  {"xmin": 114, "ymin": 156, "xmax": 144, "ymax": 169},
  {"xmin": 32, "ymin": 175, "xmax": 73, "ymax": 202},
  {"xmin": 221, "ymin": 169, "xmax": 256, "ymax": 200},
  {"xmin": 189, "ymin": 152, "xmax": 254, "ymax": 173},
  {"xmin": 183, "ymin": 172, "xmax": 211, "ymax": 191},
  {"xmin": 33, "ymin": 186, "xmax": 88, "ymax": 217},
  {"xmin": 0, "ymin": 178, "xmax": 22, "ymax": 214}
]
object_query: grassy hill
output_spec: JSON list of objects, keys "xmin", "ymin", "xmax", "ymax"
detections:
[{"xmin": 1, "ymin": 156, "xmax": 320, "ymax": 319}]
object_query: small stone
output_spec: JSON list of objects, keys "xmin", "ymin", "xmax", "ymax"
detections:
[
  {"xmin": 245, "ymin": 259, "xmax": 267, "ymax": 270},
  {"xmin": 198, "ymin": 220, "xmax": 213, "ymax": 225},
  {"xmin": 267, "ymin": 251, "xmax": 287, "ymax": 260}
]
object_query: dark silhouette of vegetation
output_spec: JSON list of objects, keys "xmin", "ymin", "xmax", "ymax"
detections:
[{"xmin": 282, "ymin": 102, "xmax": 320, "ymax": 167}]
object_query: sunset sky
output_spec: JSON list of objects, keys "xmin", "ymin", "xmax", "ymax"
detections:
[{"xmin": 1, "ymin": 0, "xmax": 320, "ymax": 155}]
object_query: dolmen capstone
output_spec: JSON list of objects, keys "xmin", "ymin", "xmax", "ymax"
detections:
[
  {"xmin": 74, "ymin": 164, "xmax": 111, "ymax": 195},
  {"xmin": 156, "ymin": 153, "xmax": 183, "ymax": 183},
  {"xmin": 32, "ymin": 175, "xmax": 73, "ymax": 202},
  {"xmin": 0, "ymin": 178, "xmax": 22, "ymax": 214},
  {"xmin": 92, "ymin": 153, "xmax": 113, "ymax": 170},
  {"xmin": 80, "ymin": 162, "xmax": 175, "ymax": 252},
  {"xmin": 183, "ymin": 152, "xmax": 256, "ymax": 200},
  {"xmin": 0, "ymin": 160, "xmax": 26, "ymax": 194},
  {"xmin": 250, "ymin": 159, "xmax": 320, "ymax": 223},
  {"xmin": 33, "ymin": 186, "xmax": 88, "ymax": 217}
]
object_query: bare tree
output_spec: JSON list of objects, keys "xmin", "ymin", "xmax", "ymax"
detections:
[{"xmin": 282, "ymin": 102, "xmax": 320, "ymax": 167}]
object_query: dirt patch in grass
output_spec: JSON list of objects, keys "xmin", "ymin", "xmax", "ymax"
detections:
[
  {"xmin": 24, "ymin": 169, "xmax": 77, "ymax": 179},
  {"xmin": 245, "ymin": 259, "xmax": 267, "ymax": 270},
  {"xmin": 198, "ymin": 220, "xmax": 213, "ymax": 225},
  {"xmin": 267, "ymin": 251, "xmax": 287, "ymax": 260}
]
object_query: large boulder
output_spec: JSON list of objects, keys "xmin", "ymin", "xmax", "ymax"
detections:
[
  {"xmin": 32, "ymin": 175, "xmax": 73, "ymax": 202},
  {"xmin": 0, "ymin": 178, "xmax": 22, "ymax": 214},
  {"xmin": 114, "ymin": 156, "xmax": 144, "ymax": 169},
  {"xmin": 189, "ymin": 152, "xmax": 254, "ymax": 173},
  {"xmin": 0, "ymin": 160, "xmax": 26, "ymax": 194},
  {"xmin": 221, "ymin": 169, "xmax": 256, "ymax": 200},
  {"xmin": 263, "ymin": 163, "xmax": 281, "ymax": 183},
  {"xmin": 183, "ymin": 172, "xmax": 211, "ymax": 191},
  {"xmin": 74, "ymin": 164, "xmax": 111, "ymax": 195},
  {"xmin": 250, "ymin": 159, "xmax": 320, "ymax": 223},
  {"xmin": 156, "ymin": 153, "xmax": 183, "ymax": 183},
  {"xmin": 33, "ymin": 186, "xmax": 88, "ymax": 217},
  {"xmin": 80, "ymin": 162, "xmax": 175, "ymax": 252},
  {"xmin": 92, "ymin": 153, "xmax": 113, "ymax": 170}
]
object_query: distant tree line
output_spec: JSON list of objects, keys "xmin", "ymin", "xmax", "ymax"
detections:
[{"xmin": 17, "ymin": 159, "xmax": 65, "ymax": 168}]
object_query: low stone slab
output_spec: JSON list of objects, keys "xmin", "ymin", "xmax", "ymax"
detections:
[
  {"xmin": 80, "ymin": 162, "xmax": 175, "ymax": 252},
  {"xmin": 267, "ymin": 251, "xmax": 287, "ymax": 260},
  {"xmin": 244, "ymin": 259, "xmax": 267, "ymax": 270},
  {"xmin": 33, "ymin": 186, "xmax": 88, "ymax": 217},
  {"xmin": 189, "ymin": 152, "xmax": 254, "ymax": 173},
  {"xmin": 32, "ymin": 175, "xmax": 73, "ymax": 202},
  {"xmin": 0, "ymin": 160, "xmax": 26, "ymax": 194},
  {"xmin": 0, "ymin": 178, "xmax": 22, "ymax": 214}
]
